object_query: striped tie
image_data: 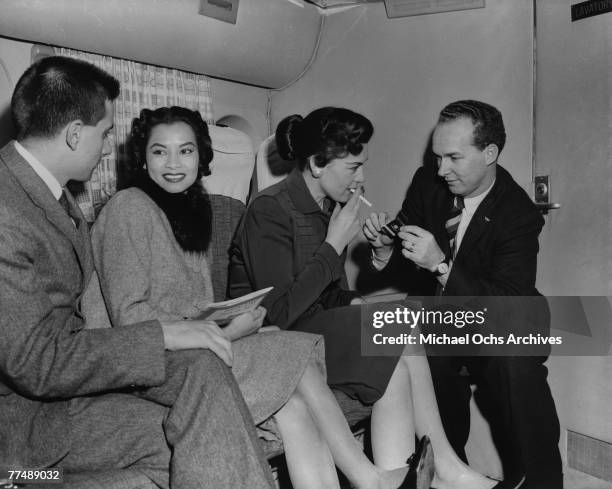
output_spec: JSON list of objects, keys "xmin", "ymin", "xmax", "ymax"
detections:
[{"xmin": 445, "ymin": 196, "xmax": 464, "ymax": 259}]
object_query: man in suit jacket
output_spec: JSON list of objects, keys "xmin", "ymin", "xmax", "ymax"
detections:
[
  {"xmin": 364, "ymin": 100, "xmax": 562, "ymax": 489},
  {"xmin": 0, "ymin": 56, "xmax": 274, "ymax": 489}
]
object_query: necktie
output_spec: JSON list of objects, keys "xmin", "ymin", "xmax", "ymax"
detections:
[
  {"xmin": 59, "ymin": 191, "xmax": 80, "ymax": 228},
  {"xmin": 445, "ymin": 196, "xmax": 464, "ymax": 259}
]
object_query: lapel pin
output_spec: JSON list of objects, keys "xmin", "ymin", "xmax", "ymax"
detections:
[{"xmin": 484, "ymin": 216, "xmax": 491, "ymax": 222}]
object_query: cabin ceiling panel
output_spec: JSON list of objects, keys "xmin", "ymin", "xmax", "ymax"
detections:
[{"xmin": 0, "ymin": 0, "xmax": 321, "ymax": 88}]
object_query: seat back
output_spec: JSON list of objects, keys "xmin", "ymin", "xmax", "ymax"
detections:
[
  {"xmin": 254, "ymin": 135, "xmax": 294, "ymax": 193},
  {"xmin": 208, "ymin": 194, "xmax": 246, "ymax": 301}
]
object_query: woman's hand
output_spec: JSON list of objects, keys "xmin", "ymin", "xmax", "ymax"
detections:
[
  {"xmin": 258, "ymin": 325, "xmax": 281, "ymax": 333},
  {"xmin": 161, "ymin": 320, "xmax": 233, "ymax": 366},
  {"xmin": 363, "ymin": 212, "xmax": 394, "ymax": 248},
  {"xmin": 363, "ymin": 212, "xmax": 395, "ymax": 262},
  {"xmin": 325, "ymin": 189, "xmax": 362, "ymax": 255},
  {"xmin": 223, "ymin": 306, "xmax": 267, "ymax": 341}
]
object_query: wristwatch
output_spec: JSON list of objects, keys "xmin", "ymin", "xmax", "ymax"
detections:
[{"xmin": 433, "ymin": 257, "xmax": 450, "ymax": 276}]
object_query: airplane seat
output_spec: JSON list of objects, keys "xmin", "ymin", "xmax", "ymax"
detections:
[
  {"xmin": 203, "ymin": 125, "xmax": 255, "ymax": 205},
  {"xmin": 254, "ymin": 134, "xmax": 295, "ymax": 194}
]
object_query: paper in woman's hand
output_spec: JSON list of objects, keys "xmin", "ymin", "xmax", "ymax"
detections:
[{"xmin": 196, "ymin": 287, "xmax": 273, "ymax": 325}]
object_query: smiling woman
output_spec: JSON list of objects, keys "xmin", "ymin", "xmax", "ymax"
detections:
[
  {"xmin": 131, "ymin": 107, "xmax": 213, "ymax": 189},
  {"xmin": 145, "ymin": 122, "xmax": 200, "ymax": 193}
]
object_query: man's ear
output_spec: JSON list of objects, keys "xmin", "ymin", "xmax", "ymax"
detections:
[
  {"xmin": 484, "ymin": 143, "xmax": 499, "ymax": 166},
  {"xmin": 65, "ymin": 120, "xmax": 83, "ymax": 151}
]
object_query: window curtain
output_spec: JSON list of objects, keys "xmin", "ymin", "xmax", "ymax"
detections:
[{"xmin": 55, "ymin": 47, "xmax": 215, "ymax": 221}]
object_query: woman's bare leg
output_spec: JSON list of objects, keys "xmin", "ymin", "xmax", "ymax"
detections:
[
  {"xmin": 401, "ymin": 354, "xmax": 495, "ymax": 489},
  {"xmin": 370, "ymin": 341, "xmax": 495, "ymax": 489},
  {"xmin": 294, "ymin": 361, "xmax": 409, "ymax": 489},
  {"xmin": 371, "ymin": 356, "xmax": 416, "ymax": 469},
  {"xmin": 274, "ymin": 393, "xmax": 340, "ymax": 489}
]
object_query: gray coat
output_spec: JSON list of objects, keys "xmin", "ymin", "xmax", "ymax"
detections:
[
  {"xmin": 87, "ymin": 186, "xmax": 326, "ymax": 435},
  {"xmin": 89, "ymin": 187, "xmax": 215, "ymax": 327}
]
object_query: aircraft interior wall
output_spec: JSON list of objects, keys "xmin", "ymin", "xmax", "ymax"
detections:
[{"xmin": 1, "ymin": 1, "xmax": 611, "ymax": 486}]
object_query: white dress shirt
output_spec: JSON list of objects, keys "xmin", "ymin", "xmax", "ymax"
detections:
[
  {"xmin": 14, "ymin": 140, "xmax": 63, "ymax": 200},
  {"xmin": 454, "ymin": 180, "xmax": 495, "ymax": 255}
]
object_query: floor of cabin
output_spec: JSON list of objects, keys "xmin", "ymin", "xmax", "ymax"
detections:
[{"xmin": 271, "ymin": 465, "xmax": 612, "ymax": 489}]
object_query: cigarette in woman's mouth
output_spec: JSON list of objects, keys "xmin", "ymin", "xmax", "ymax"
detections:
[{"xmin": 349, "ymin": 188, "xmax": 372, "ymax": 207}]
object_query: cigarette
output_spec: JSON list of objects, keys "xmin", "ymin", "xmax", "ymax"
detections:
[{"xmin": 349, "ymin": 188, "xmax": 372, "ymax": 207}]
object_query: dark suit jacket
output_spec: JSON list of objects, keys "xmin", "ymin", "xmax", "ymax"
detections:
[
  {"xmin": 0, "ymin": 142, "xmax": 165, "ymax": 468},
  {"xmin": 388, "ymin": 164, "xmax": 544, "ymax": 296},
  {"xmin": 385, "ymin": 165, "xmax": 548, "ymax": 344}
]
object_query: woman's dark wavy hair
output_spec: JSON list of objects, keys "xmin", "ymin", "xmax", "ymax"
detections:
[
  {"xmin": 128, "ymin": 106, "xmax": 213, "ymax": 184},
  {"xmin": 276, "ymin": 107, "xmax": 373, "ymax": 170},
  {"xmin": 438, "ymin": 100, "xmax": 506, "ymax": 153}
]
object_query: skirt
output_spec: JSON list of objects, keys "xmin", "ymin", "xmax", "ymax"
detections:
[
  {"xmin": 231, "ymin": 330, "xmax": 325, "ymax": 442},
  {"xmin": 290, "ymin": 303, "xmax": 402, "ymax": 405}
]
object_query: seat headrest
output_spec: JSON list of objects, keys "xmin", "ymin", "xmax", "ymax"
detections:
[
  {"xmin": 203, "ymin": 125, "xmax": 255, "ymax": 204},
  {"xmin": 208, "ymin": 125, "xmax": 253, "ymax": 155},
  {"xmin": 255, "ymin": 134, "xmax": 295, "ymax": 192}
]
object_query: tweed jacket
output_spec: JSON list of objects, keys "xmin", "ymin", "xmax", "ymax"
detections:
[
  {"xmin": 88, "ymin": 187, "xmax": 215, "ymax": 327},
  {"xmin": 0, "ymin": 142, "xmax": 165, "ymax": 469}
]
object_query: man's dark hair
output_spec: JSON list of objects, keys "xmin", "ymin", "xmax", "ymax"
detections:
[
  {"xmin": 11, "ymin": 56, "xmax": 120, "ymax": 140},
  {"xmin": 438, "ymin": 100, "xmax": 506, "ymax": 153}
]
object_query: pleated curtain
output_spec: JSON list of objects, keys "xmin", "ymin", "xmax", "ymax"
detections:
[{"xmin": 55, "ymin": 47, "xmax": 215, "ymax": 221}]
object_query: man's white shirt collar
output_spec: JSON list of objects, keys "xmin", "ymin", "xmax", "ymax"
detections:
[
  {"xmin": 462, "ymin": 180, "xmax": 495, "ymax": 216},
  {"xmin": 454, "ymin": 179, "xmax": 496, "ymax": 253},
  {"xmin": 14, "ymin": 141, "xmax": 63, "ymax": 200}
]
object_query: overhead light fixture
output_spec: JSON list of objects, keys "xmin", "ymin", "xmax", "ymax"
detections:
[
  {"xmin": 304, "ymin": 0, "xmax": 381, "ymax": 8},
  {"xmin": 383, "ymin": 0, "xmax": 485, "ymax": 18},
  {"xmin": 199, "ymin": 0, "xmax": 239, "ymax": 24}
]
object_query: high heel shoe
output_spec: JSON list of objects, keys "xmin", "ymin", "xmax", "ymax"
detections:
[{"xmin": 398, "ymin": 435, "xmax": 435, "ymax": 489}]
